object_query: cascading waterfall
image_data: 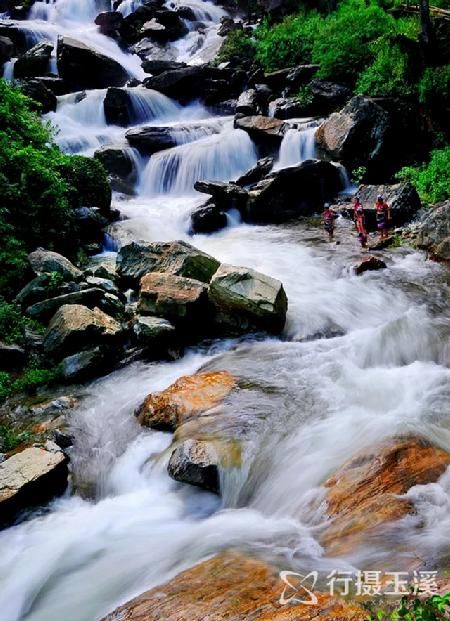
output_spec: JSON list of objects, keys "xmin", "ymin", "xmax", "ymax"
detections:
[
  {"xmin": 126, "ymin": 88, "xmax": 181, "ymax": 124},
  {"xmin": 276, "ymin": 126, "xmax": 317, "ymax": 169},
  {"xmin": 140, "ymin": 127, "xmax": 257, "ymax": 196}
]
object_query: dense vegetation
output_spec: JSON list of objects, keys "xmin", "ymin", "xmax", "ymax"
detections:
[
  {"xmin": 0, "ymin": 79, "xmax": 110, "ymax": 298},
  {"xmin": 0, "ymin": 80, "xmax": 111, "ymax": 402},
  {"xmin": 398, "ymin": 147, "xmax": 450, "ymax": 204}
]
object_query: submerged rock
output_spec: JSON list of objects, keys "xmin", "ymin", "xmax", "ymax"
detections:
[
  {"xmin": 136, "ymin": 370, "xmax": 236, "ymax": 430},
  {"xmin": 321, "ymin": 436, "xmax": 450, "ymax": 556},
  {"xmin": 0, "ymin": 445, "xmax": 68, "ymax": 526},
  {"xmin": 190, "ymin": 203, "xmax": 228, "ymax": 234},
  {"xmin": 168, "ymin": 438, "xmax": 220, "ymax": 492},
  {"xmin": 101, "ymin": 551, "xmax": 367, "ymax": 621},
  {"xmin": 209, "ymin": 264, "xmax": 287, "ymax": 335},
  {"xmin": 353, "ymin": 255, "xmax": 387, "ymax": 275},
  {"xmin": 117, "ymin": 240, "xmax": 220, "ymax": 285},
  {"xmin": 43, "ymin": 304, "xmax": 122, "ymax": 357},
  {"xmin": 125, "ymin": 125, "xmax": 178, "ymax": 154}
]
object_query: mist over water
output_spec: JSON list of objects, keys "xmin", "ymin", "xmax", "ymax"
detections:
[{"xmin": 2, "ymin": 0, "xmax": 450, "ymax": 620}]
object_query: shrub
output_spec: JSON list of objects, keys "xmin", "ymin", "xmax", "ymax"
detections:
[
  {"xmin": 0, "ymin": 424, "xmax": 32, "ymax": 451},
  {"xmin": 0, "ymin": 301, "xmax": 43, "ymax": 346},
  {"xmin": 216, "ymin": 29, "xmax": 256, "ymax": 66},
  {"xmin": 418, "ymin": 65, "xmax": 450, "ymax": 140},
  {"xmin": 58, "ymin": 154, "xmax": 111, "ymax": 213},
  {"xmin": 255, "ymin": 12, "xmax": 321, "ymax": 71},
  {"xmin": 397, "ymin": 147, "xmax": 450, "ymax": 204}
]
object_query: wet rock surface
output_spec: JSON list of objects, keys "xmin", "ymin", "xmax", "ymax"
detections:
[{"xmin": 416, "ymin": 201, "xmax": 450, "ymax": 261}]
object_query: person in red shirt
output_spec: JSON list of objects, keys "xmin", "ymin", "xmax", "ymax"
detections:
[
  {"xmin": 323, "ymin": 203, "xmax": 338, "ymax": 242},
  {"xmin": 375, "ymin": 195, "xmax": 391, "ymax": 241},
  {"xmin": 353, "ymin": 196, "xmax": 367, "ymax": 248}
]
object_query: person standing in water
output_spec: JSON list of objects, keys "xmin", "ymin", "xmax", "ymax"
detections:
[
  {"xmin": 375, "ymin": 194, "xmax": 391, "ymax": 241},
  {"xmin": 353, "ymin": 196, "xmax": 368, "ymax": 248},
  {"xmin": 323, "ymin": 203, "xmax": 338, "ymax": 242}
]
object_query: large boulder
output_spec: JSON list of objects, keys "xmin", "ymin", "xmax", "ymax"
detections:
[
  {"xmin": 125, "ymin": 125, "xmax": 177, "ymax": 154},
  {"xmin": 57, "ymin": 36, "xmax": 129, "ymax": 90},
  {"xmin": 269, "ymin": 97, "xmax": 306, "ymax": 120},
  {"xmin": 316, "ymin": 96, "xmax": 390, "ymax": 175},
  {"xmin": 14, "ymin": 41, "xmax": 53, "ymax": 79},
  {"xmin": 208, "ymin": 264, "xmax": 287, "ymax": 335},
  {"xmin": 190, "ymin": 203, "xmax": 228, "ymax": 234},
  {"xmin": 25, "ymin": 287, "xmax": 107, "ymax": 322},
  {"xmin": 60, "ymin": 346, "xmax": 107, "ymax": 381},
  {"xmin": 236, "ymin": 157, "xmax": 273, "ymax": 187},
  {"xmin": 320, "ymin": 436, "xmax": 450, "ymax": 556},
  {"xmin": 194, "ymin": 180, "xmax": 248, "ymax": 211},
  {"xmin": 234, "ymin": 115, "xmax": 287, "ymax": 151},
  {"xmin": 94, "ymin": 144, "xmax": 138, "ymax": 191},
  {"xmin": 101, "ymin": 551, "xmax": 367, "ymax": 621},
  {"xmin": 353, "ymin": 255, "xmax": 387, "ymax": 276},
  {"xmin": 136, "ymin": 370, "xmax": 236, "ymax": 430},
  {"xmin": 245, "ymin": 159, "xmax": 343, "ymax": 223},
  {"xmin": 357, "ymin": 182, "xmax": 421, "ymax": 230},
  {"xmin": 103, "ymin": 87, "xmax": 132, "ymax": 126},
  {"xmin": 43, "ymin": 304, "xmax": 122, "ymax": 356},
  {"xmin": 28, "ymin": 249, "xmax": 83, "ymax": 281},
  {"xmin": 236, "ymin": 88, "xmax": 257, "ymax": 115},
  {"xmin": 117, "ymin": 240, "xmax": 220, "ymax": 286},
  {"xmin": 0, "ymin": 445, "xmax": 68, "ymax": 526},
  {"xmin": 168, "ymin": 438, "xmax": 221, "ymax": 492},
  {"xmin": 416, "ymin": 201, "xmax": 450, "ymax": 261},
  {"xmin": 137, "ymin": 272, "xmax": 208, "ymax": 324},
  {"xmin": 132, "ymin": 315, "xmax": 176, "ymax": 349}
]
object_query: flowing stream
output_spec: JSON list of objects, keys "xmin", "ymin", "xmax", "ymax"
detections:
[{"xmin": 2, "ymin": 1, "xmax": 450, "ymax": 620}]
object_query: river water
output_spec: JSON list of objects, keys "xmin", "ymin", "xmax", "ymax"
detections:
[{"xmin": 1, "ymin": 1, "xmax": 450, "ymax": 620}]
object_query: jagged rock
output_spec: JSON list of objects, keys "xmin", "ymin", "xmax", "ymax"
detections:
[
  {"xmin": 131, "ymin": 37, "xmax": 176, "ymax": 63},
  {"xmin": 357, "ymin": 183, "xmax": 421, "ymax": 230},
  {"xmin": 136, "ymin": 370, "xmax": 236, "ymax": 430},
  {"xmin": 43, "ymin": 304, "xmax": 122, "ymax": 356},
  {"xmin": 57, "ymin": 36, "xmax": 129, "ymax": 90},
  {"xmin": 316, "ymin": 96, "xmax": 390, "ymax": 174},
  {"xmin": 208, "ymin": 264, "xmax": 287, "ymax": 334},
  {"xmin": 353, "ymin": 255, "xmax": 387, "ymax": 275},
  {"xmin": 308, "ymin": 79, "xmax": 352, "ymax": 114},
  {"xmin": 17, "ymin": 78, "xmax": 57, "ymax": 113},
  {"xmin": 125, "ymin": 125, "xmax": 177, "ymax": 154},
  {"xmin": 141, "ymin": 58, "xmax": 186, "ymax": 74},
  {"xmin": 416, "ymin": 200, "xmax": 450, "ymax": 261},
  {"xmin": 14, "ymin": 41, "xmax": 53, "ymax": 79},
  {"xmin": 168, "ymin": 439, "xmax": 220, "ymax": 492},
  {"xmin": 245, "ymin": 159, "xmax": 343, "ymax": 223},
  {"xmin": 321, "ymin": 436, "xmax": 450, "ymax": 556},
  {"xmin": 94, "ymin": 145, "xmax": 138, "ymax": 185},
  {"xmin": 234, "ymin": 115, "xmax": 286, "ymax": 150},
  {"xmin": 60, "ymin": 347, "xmax": 107, "ymax": 381},
  {"xmin": 133, "ymin": 315, "xmax": 176, "ymax": 348},
  {"xmin": 236, "ymin": 88, "xmax": 257, "ymax": 115},
  {"xmin": 15, "ymin": 274, "xmax": 51, "ymax": 307},
  {"xmin": 0, "ymin": 445, "xmax": 68, "ymax": 526},
  {"xmin": 0, "ymin": 35, "xmax": 14, "ymax": 65},
  {"xmin": 84, "ymin": 256, "xmax": 117, "ymax": 281},
  {"xmin": 194, "ymin": 180, "xmax": 248, "ymax": 210},
  {"xmin": 25, "ymin": 287, "xmax": 107, "ymax": 322},
  {"xmin": 0, "ymin": 342, "xmax": 26, "ymax": 371},
  {"xmin": 190, "ymin": 203, "xmax": 228, "ymax": 234},
  {"xmin": 101, "ymin": 551, "xmax": 367, "ymax": 621},
  {"xmin": 85, "ymin": 277, "xmax": 119, "ymax": 296},
  {"xmin": 28, "ymin": 248, "xmax": 83, "ymax": 281},
  {"xmin": 103, "ymin": 87, "xmax": 132, "ymax": 126},
  {"xmin": 117, "ymin": 240, "xmax": 220, "ymax": 285},
  {"xmin": 138, "ymin": 272, "xmax": 208, "ymax": 324},
  {"xmin": 95, "ymin": 11, "xmax": 123, "ymax": 36},
  {"xmin": 269, "ymin": 96, "xmax": 306, "ymax": 119},
  {"xmin": 236, "ymin": 156, "xmax": 273, "ymax": 187}
]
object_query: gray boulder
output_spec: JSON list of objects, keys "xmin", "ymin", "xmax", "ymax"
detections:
[
  {"xmin": 209, "ymin": 264, "xmax": 287, "ymax": 335},
  {"xmin": 117, "ymin": 240, "xmax": 220, "ymax": 285},
  {"xmin": 25, "ymin": 287, "xmax": 107, "ymax": 322},
  {"xmin": 0, "ymin": 445, "xmax": 68, "ymax": 526},
  {"xmin": 236, "ymin": 89, "xmax": 257, "ymax": 116},
  {"xmin": 60, "ymin": 347, "xmax": 107, "ymax": 381},
  {"xmin": 125, "ymin": 125, "xmax": 177, "ymax": 154},
  {"xmin": 14, "ymin": 41, "xmax": 53, "ymax": 79},
  {"xmin": 416, "ymin": 201, "xmax": 450, "ymax": 261},
  {"xmin": 28, "ymin": 249, "xmax": 83, "ymax": 281},
  {"xmin": 44, "ymin": 304, "xmax": 122, "ymax": 356},
  {"xmin": 356, "ymin": 183, "xmax": 421, "ymax": 230},
  {"xmin": 234, "ymin": 115, "xmax": 287, "ymax": 149},
  {"xmin": 190, "ymin": 204, "xmax": 228, "ymax": 234},
  {"xmin": 168, "ymin": 439, "xmax": 219, "ymax": 493},
  {"xmin": 133, "ymin": 315, "xmax": 176, "ymax": 346}
]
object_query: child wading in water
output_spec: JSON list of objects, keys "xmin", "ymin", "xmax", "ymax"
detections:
[
  {"xmin": 323, "ymin": 203, "xmax": 338, "ymax": 242},
  {"xmin": 353, "ymin": 196, "xmax": 368, "ymax": 248},
  {"xmin": 375, "ymin": 194, "xmax": 391, "ymax": 241}
]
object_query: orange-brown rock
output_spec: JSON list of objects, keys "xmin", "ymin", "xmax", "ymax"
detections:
[
  {"xmin": 101, "ymin": 551, "xmax": 367, "ymax": 621},
  {"xmin": 321, "ymin": 436, "xmax": 450, "ymax": 556},
  {"xmin": 136, "ymin": 370, "xmax": 237, "ymax": 431}
]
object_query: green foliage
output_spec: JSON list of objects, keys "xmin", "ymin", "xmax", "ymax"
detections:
[
  {"xmin": 0, "ymin": 79, "xmax": 110, "ymax": 298},
  {"xmin": 217, "ymin": 29, "xmax": 256, "ymax": 66},
  {"xmin": 352, "ymin": 166, "xmax": 368, "ymax": 184},
  {"xmin": 255, "ymin": 12, "xmax": 321, "ymax": 72},
  {"xmin": 0, "ymin": 423, "xmax": 32, "ymax": 451},
  {"xmin": 356, "ymin": 39, "xmax": 417, "ymax": 97},
  {"xmin": 397, "ymin": 147, "xmax": 450, "ymax": 204},
  {"xmin": 418, "ymin": 65, "xmax": 450, "ymax": 139},
  {"xmin": 0, "ymin": 364, "xmax": 60, "ymax": 404},
  {"xmin": 295, "ymin": 85, "xmax": 314, "ymax": 107},
  {"xmin": 0, "ymin": 301, "xmax": 43, "ymax": 346},
  {"xmin": 369, "ymin": 591, "xmax": 450, "ymax": 620}
]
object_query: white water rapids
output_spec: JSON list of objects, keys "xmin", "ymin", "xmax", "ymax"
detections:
[{"xmin": 2, "ymin": 1, "xmax": 450, "ymax": 620}]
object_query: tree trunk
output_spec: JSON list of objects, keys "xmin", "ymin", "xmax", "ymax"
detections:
[{"xmin": 419, "ymin": 0, "xmax": 433, "ymax": 46}]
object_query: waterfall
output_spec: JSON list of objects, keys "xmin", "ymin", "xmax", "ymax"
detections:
[
  {"xmin": 2, "ymin": 58, "xmax": 16, "ymax": 80},
  {"xmin": 140, "ymin": 127, "xmax": 257, "ymax": 196},
  {"xmin": 276, "ymin": 127, "xmax": 317, "ymax": 169},
  {"xmin": 127, "ymin": 88, "xmax": 181, "ymax": 124}
]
